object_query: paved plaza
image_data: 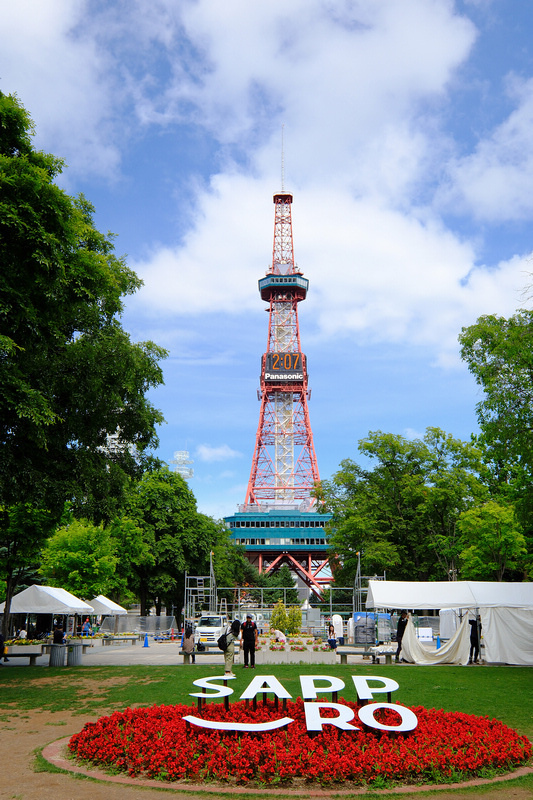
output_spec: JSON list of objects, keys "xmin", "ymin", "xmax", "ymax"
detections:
[{"xmin": 2, "ymin": 640, "xmax": 383, "ymax": 668}]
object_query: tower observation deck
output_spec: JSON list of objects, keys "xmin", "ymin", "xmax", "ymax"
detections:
[{"xmin": 225, "ymin": 189, "xmax": 332, "ymax": 597}]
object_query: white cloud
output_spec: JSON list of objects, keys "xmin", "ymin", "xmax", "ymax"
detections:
[
  {"xmin": 0, "ymin": 0, "xmax": 120, "ymax": 178},
  {"xmin": 403, "ymin": 428, "xmax": 425, "ymax": 440},
  {"xmin": 4, "ymin": 0, "xmax": 527, "ymax": 368},
  {"xmin": 131, "ymin": 172, "xmax": 272, "ymax": 315},
  {"xmin": 132, "ymin": 175, "xmax": 528, "ymax": 364},
  {"xmin": 439, "ymin": 77, "xmax": 533, "ymax": 221},
  {"xmin": 196, "ymin": 444, "xmax": 243, "ymax": 462}
]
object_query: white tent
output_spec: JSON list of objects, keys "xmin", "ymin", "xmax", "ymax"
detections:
[
  {"xmin": 0, "ymin": 585, "xmax": 94, "ymax": 615},
  {"xmin": 366, "ymin": 580, "xmax": 533, "ymax": 666},
  {"xmin": 89, "ymin": 595, "xmax": 128, "ymax": 615},
  {"xmin": 366, "ymin": 580, "xmax": 533, "ymax": 610}
]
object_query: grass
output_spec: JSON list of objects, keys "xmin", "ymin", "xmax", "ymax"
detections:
[{"xmin": 1, "ymin": 662, "xmax": 531, "ymax": 798}]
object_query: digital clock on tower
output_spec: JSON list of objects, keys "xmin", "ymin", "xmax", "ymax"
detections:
[{"xmin": 263, "ymin": 352, "xmax": 306, "ymax": 381}]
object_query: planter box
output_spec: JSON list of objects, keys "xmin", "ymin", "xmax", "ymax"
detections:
[
  {"xmin": 6, "ymin": 644, "xmax": 42, "ymax": 655},
  {"xmin": 256, "ymin": 648, "xmax": 336, "ymax": 665}
]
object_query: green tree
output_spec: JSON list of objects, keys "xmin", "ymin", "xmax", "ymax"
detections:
[
  {"xmin": 317, "ymin": 428, "xmax": 486, "ymax": 583},
  {"xmin": 211, "ymin": 527, "xmax": 268, "ymax": 608},
  {"xmin": 459, "ymin": 311, "xmax": 533, "ymax": 473},
  {"xmin": 123, "ymin": 468, "xmax": 218, "ymax": 616},
  {"xmin": 458, "ymin": 501, "xmax": 528, "ymax": 581},
  {"xmin": 106, "ymin": 516, "xmax": 156, "ymax": 607},
  {"xmin": 286, "ymin": 605, "xmax": 302, "ymax": 635},
  {"xmin": 0, "ymin": 93, "xmax": 166, "ymax": 630},
  {"xmin": 39, "ymin": 518, "xmax": 118, "ymax": 598},
  {"xmin": 270, "ymin": 600, "xmax": 288, "ymax": 633},
  {"xmin": 264, "ymin": 563, "xmax": 299, "ymax": 604},
  {"xmin": 459, "ymin": 310, "xmax": 533, "ymax": 570},
  {"xmin": 0, "ymin": 503, "xmax": 52, "ymax": 636}
]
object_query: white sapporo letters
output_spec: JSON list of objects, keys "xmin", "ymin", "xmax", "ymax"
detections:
[{"xmin": 184, "ymin": 673, "xmax": 417, "ymax": 734}]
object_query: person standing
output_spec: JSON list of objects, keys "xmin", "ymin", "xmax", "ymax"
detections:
[
  {"xmin": 240, "ymin": 614, "xmax": 258, "ymax": 668},
  {"xmin": 224, "ymin": 620, "xmax": 241, "ymax": 678},
  {"xmin": 468, "ymin": 616, "xmax": 482, "ymax": 664},
  {"xmin": 81, "ymin": 617, "xmax": 92, "ymax": 637},
  {"xmin": 395, "ymin": 611, "xmax": 409, "ymax": 662},
  {"xmin": 182, "ymin": 627, "xmax": 196, "ymax": 664}
]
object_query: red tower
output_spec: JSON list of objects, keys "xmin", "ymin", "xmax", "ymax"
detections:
[{"xmin": 244, "ymin": 190, "xmax": 320, "ymax": 508}]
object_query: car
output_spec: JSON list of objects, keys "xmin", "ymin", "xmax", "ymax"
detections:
[{"xmin": 194, "ymin": 614, "xmax": 228, "ymax": 647}]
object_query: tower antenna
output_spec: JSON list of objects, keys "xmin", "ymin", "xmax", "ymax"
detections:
[{"xmin": 281, "ymin": 124, "xmax": 285, "ymax": 192}]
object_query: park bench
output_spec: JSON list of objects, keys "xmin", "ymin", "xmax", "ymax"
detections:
[
  {"xmin": 4, "ymin": 649, "xmax": 42, "ymax": 666},
  {"xmin": 337, "ymin": 648, "xmax": 395, "ymax": 665},
  {"xmin": 102, "ymin": 635, "xmax": 138, "ymax": 646}
]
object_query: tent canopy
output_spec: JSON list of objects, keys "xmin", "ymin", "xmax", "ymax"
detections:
[
  {"xmin": 89, "ymin": 595, "xmax": 128, "ymax": 615},
  {"xmin": 0, "ymin": 585, "xmax": 94, "ymax": 615},
  {"xmin": 366, "ymin": 580, "xmax": 533, "ymax": 610}
]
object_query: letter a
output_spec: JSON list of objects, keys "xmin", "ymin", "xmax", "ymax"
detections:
[{"xmin": 240, "ymin": 675, "xmax": 292, "ymax": 700}]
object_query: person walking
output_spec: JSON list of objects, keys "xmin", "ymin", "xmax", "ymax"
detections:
[
  {"xmin": 240, "ymin": 614, "xmax": 258, "ymax": 668},
  {"xmin": 224, "ymin": 620, "xmax": 241, "ymax": 678}
]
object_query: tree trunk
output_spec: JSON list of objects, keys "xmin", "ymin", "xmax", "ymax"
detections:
[{"xmin": 2, "ymin": 569, "xmax": 15, "ymax": 639}]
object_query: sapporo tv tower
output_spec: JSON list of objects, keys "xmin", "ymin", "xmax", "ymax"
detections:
[{"xmin": 225, "ymin": 183, "xmax": 332, "ymax": 598}]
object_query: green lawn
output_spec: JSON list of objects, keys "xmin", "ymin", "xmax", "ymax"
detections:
[{"xmin": 1, "ymin": 663, "xmax": 532, "ymax": 798}]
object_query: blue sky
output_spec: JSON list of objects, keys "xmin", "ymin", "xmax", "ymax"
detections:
[{"xmin": 3, "ymin": 0, "xmax": 533, "ymax": 519}]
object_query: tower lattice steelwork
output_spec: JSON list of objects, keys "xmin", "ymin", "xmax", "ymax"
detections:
[
  {"xmin": 244, "ymin": 190, "xmax": 320, "ymax": 509},
  {"xmin": 226, "ymin": 188, "xmax": 331, "ymax": 597}
]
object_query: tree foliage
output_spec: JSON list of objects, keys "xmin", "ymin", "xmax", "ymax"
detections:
[
  {"xmin": 0, "ymin": 503, "xmax": 53, "ymax": 636},
  {"xmin": 459, "ymin": 310, "xmax": 533, "ymax": 575},
  {"xmin": 39, "ymin": 518, "xmax": 118, "ymax": 599},
  {"xmin": 286, "ymin": 605, "xmax": 302, "ymax": 635},
  {"xmin": 459, "ymin": 311, "xmax": 533, "ymax": 473},
  {"xmin": 270, "ymin": 600, "xmax": 288, "ymax": 633},
  {"xmin": 317, "ymin": 428, "xmax": 486, "ymax": 583},
  {"xmin": 458, "ymin": 501, "xmax": 528, "ymax": 581},
  {"xmin": 0, "ymin": 92, "xmax": 167, "ymax": 631},
  {"xmin": 0, "ymin": 91, "xmax": 167, "ymax": 521},
  {"xmin": 121, "ymin": 468, "xmax": 219, "ymax": 615}
]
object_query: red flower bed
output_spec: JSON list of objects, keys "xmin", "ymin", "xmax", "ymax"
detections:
[{"xmin": 68, "ymin": 699, "xmax": 531, "ymax": 787}]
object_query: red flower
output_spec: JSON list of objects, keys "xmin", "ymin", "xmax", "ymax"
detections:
[{"xmin": 68, "ymin": 699, "xmax": 532, "ymax": 787}]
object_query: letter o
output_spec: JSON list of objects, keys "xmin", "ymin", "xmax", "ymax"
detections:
[{"xmin": 357, "ymin": 703, "xmax": 417, "ymax": 732}]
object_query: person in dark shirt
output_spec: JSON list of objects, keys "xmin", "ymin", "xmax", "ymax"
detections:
[
  {"xmin": 240, "ymin": 614, "xmax": 258, "ymax": 668},
  {"xmin": 395, "ymin": 611, "xmax": 409, "ymax": 662},
  {"xmin": 468, "ymin": 616, "xmax": 482, "ymax": 664},
  {"xmin": 53, "ymin": 626, "xmax": 65, "ymax": 644}
]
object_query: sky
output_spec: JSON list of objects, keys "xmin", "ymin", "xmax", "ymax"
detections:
[{"xmin": 2, "ymin": 0, "xmax": 533, "ymax": 519}]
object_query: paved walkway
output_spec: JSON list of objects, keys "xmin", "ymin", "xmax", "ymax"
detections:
[{"xmin": 1, "ymin": 642, "xmax": 382, "ymax": 668}]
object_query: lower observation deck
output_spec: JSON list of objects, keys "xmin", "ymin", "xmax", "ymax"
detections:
[{"xmin": 224, "ymin": 507, "xmax": 333, "ymax": 597}]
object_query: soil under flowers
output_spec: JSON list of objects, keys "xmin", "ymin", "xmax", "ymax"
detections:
[{"xmin": 68, "ymin": 698, "xmax": 532, "ymax": 788}]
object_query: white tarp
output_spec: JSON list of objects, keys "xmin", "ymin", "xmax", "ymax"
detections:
[
  {"xmin": 0, "ymin": 585, "xmax": 94, "ymax": 615},
  {"xmin": 89, "ymin": 595, "xmax": 128, "ymax": 615},
  {"xmin": 481, "ymin": 607, "xmax": 533, "ymax": 666},
  {"xmin": 367, "ymin": 580, "xmax": 533, "ymax": 666},
  {"xmin": 401, "ymin": 616, "xmax": 470, "ymax": 665},
  {"xmin": 366, "ymin": 580, "xmax": 533, "ymax": 610}
]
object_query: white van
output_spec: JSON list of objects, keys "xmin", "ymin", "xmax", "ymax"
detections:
[{"xmin": 194, "ymin": 614, "xmax": 228, "ymax": 647}]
